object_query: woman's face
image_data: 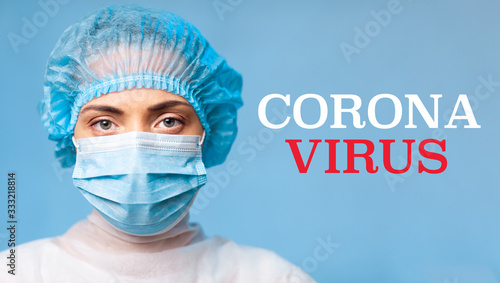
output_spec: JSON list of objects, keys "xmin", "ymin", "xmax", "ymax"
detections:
[{"xmin": 74, "ymin": 88, "xmax": 204, "ymax": 140}]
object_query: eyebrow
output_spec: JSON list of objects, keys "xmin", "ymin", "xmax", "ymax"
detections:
[
  {"xmin": 79, "ymin": 105, "xmax": 124, "ymax": 115},
  {"xmin": 147, "ymin": 101, "xmax": 192, "ymax": 112},
  {"xmin": 79, "ymin": 100, "xmax": 192, "ymax": 116}
]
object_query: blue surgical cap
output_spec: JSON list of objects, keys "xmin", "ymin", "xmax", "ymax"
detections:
[{"xmin": 39, "ymin": 5, "xmax": 243, "ymax": 168}]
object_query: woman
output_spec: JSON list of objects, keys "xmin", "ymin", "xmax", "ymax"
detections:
[{"xmin": 0, "ymin": 4, "xmax": 315, "ymax": 283}]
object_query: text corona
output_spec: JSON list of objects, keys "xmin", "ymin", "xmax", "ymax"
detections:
[{"xmin": 258, "ymin": 93, "xmax": 480, "ymax": 174}]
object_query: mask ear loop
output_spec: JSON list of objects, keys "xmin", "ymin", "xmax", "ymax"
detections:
[
  {"xmin": 72, "ymin": 135, "xmax": 79, "ymax": 151},
  {"xmin": 199, "ymin": 131, "xmax": 206, "ymax": 147}
]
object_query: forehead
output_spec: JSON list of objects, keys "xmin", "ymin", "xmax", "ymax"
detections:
[{"xmin": 84, "ymin": 88, "xmax": 190, "ymax": 106}]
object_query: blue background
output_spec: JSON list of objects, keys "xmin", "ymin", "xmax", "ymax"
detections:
[{"xmin": 1, "ymin": 0, "xmax": 500, "ymax": 282}]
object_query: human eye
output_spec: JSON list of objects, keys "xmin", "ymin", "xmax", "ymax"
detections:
[
  {"xmin": 91, "ymin": 119, "xmax": 117, "ymax": 132},
  {"xmin": 155, "ymin": 115, "xmax": 185, "ymax": 133},
  {"xmin": 161, "ymin": 118, "xmax": 181, "ymax": 128}
]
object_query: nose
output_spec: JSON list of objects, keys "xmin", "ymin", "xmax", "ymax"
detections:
[{"xmin": 125, "ymin": 115, "xmax": 151, "ymax": 133}]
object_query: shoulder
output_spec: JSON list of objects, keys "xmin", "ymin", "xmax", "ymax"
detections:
[
  {"xmin": 0, "ymin": 238, "xmax": 57, "ymax": 281},
  {"xmin": 198, "ymin": 236, "xmax": 316, "ymax": 283}
]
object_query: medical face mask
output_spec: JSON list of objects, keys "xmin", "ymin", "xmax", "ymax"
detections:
[{"xmin": 72, "ymin": 131, "xmax": 207, "ymax": 235}]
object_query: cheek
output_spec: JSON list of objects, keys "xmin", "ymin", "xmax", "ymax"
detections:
[
  {"xmin": 188, "ymin": 114, "xmax": 204, "ymax": 135},
  {"xmin": 73, "ymin": 119, "xmax": 89, "ymax": 139},
  {"xmin": 187, "ymin": 120, "xmax": 204, "ymax": 136}
]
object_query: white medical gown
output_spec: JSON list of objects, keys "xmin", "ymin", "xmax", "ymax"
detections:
[{"xmin": 0, "ymin": 211, "xmax": 315, "ymax": 282}]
